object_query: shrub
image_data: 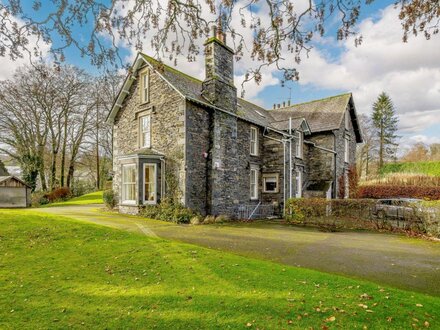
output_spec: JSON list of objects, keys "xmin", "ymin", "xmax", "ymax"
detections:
[
  {"xmin": 45, "ymin": 187, "xmax": 71, "ymax": 202},
  {"xmin": 203, "ymin": 215, "xmax": 216, "ymax": 224},
  {"xmin": 284, "ymin": 197, "xmax": 439, "ymax": 237},
  {"xmin": 103, "ymin": 189, "xmax": 117, "ymax": 210},
  {"xmin": 31, "ymin": 192, "xmax": 49, "ymax": 207},
  {"xmin": 70, "ymin": 179, "xmax": 95, "ymax": 197},
  {"xmin": 358, "ymin": 185, "xmax": 440, "ymax": 200},
  {"xmin": 140, "ymin": 198, "xmax": 197, "ymax": 224},
  {"xmin": 190, "ymin": 216, "xmax": 202, "ymax": 225},
  {"xmin": 215, "ymin": 214, "xmax": 230, "ymax": 224}
]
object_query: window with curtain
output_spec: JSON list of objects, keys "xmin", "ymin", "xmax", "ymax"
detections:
[
  {"xmin": 144, "ymin": 164, "xmax": 156, "ymax": 204},
  {"xmin": 122, "ymin": 164, "xmax": 136, "ymax": 204}
]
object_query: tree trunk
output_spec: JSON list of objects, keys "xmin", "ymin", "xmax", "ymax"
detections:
[
  {"xmin": 60, "ymin": 118, "xmax": 68, "ymax": 186},
  {"xmin": 66, "ymin": 162, "xmax": 75, "ymax": 188}
]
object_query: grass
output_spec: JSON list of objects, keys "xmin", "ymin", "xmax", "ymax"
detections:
[
  {"xmin": 381, "ymin": 161, "xmax": 440, "ymax": 177},
  {"xmin": 43, "ymin": 191, "xmax": 103, "ymax": 207},
  {"xmin": 1, "ymin": 210, "xmax": 439, "ymax": 329}
]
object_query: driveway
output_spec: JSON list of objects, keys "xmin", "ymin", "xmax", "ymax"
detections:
[{"xmin": 36, "ymin": 204, "xmax": 440, "ymax": 296}]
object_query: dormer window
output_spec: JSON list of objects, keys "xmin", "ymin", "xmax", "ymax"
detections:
[
  {"xmin": 296, "ymin": 131, "xmax": 303, "ymax": 159},
  {"xmin": 140, "ymin": 70, "xmax": 149, "ymax": 103},
  {"xmin": 139, "ymin": 115, "xmax": 151, "ymax": 148},
  {"xmin": 250, "ymin": 126, "xmax": 258, "ymax": 156}
]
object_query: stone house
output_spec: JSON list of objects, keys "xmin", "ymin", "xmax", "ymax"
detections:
[{"xmin": 107, "ymin": 28, "xmax": 363, "ymax": 217}]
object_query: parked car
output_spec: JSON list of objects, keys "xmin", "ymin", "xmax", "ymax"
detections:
[{"xmin": 372, "ymin": 198, "xmax": 423, "ymax": 220}]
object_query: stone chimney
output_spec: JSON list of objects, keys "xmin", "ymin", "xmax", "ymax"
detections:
[{"xmin": 202, "ymin": 24, "xmax": 237, "ymax": 112}]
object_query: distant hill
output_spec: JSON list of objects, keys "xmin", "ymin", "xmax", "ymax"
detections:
[{"xmin": 380, "ymin": 161, "xmax": 440, "ymax": 177}]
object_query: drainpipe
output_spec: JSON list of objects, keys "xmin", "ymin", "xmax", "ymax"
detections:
[{"xmin": 289, "ymin": 117, "xmax": 293, "ymax": 199}]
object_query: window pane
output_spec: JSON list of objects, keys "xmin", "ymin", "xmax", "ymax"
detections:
[
  {"xmin": 140, "ymin": 116, "xmax": 151, "ymax": 148},
  {"xmin": 122, "ymin": 165, "xmax": 136, "ymax": 202},
  {"xmin": 144, "ymin": 165, "xmax": 156, "ymax": 202}
]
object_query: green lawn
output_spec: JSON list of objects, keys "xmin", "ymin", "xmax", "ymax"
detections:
[
  {"xmin": 44, "ymin": 191, "xmax": 103, "ymax": 207},
  {"xmin": 0, "ymin": 210, "xmax": 438, "ymax": 329},
  {"xmin": 381, "ymin": 161, "xmax": 440, "ymax": 177}
]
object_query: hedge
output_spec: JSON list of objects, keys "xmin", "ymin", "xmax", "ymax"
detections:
[
  {"xmin": 285, "ymin": 198, "xmax": 440, "ymax": 237},
  {"xmin": 358, "ymin": 185, "xmax": 440, "ymax": 200}
]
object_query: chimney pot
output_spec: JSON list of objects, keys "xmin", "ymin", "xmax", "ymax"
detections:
[
  {"xmin": 277, "ymin": 104, "xmax": 280, "ymax": 109},
  {"xmin": 288, "ymin": 100, "xmax": 291, "ymax": 106},
  {"xmin": 273, "ymin": 104, "xmax": 276, "ymax": 109},
  {"xmin": 283, "ymin": 101, "xmax": 285, "ymax": 107}
]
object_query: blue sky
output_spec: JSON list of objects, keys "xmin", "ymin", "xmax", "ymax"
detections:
[{"xmin": 1, "ymin": 0, "xmax": 439, "ymax": 151}]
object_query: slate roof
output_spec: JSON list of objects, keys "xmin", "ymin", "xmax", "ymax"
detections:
[
  {"xmin": 109, "ymin": 52, "xmax": 361, "ymax": 141},
  {"xmin": 268, "ymin": 93, "xmax": 351, "ymax": 132},
  {"xmin": 0, "ymin": 175, "xmax": 30, "ymax": 187},
  {"xmin": 140, "ymin": 54, "xmax": 275, "ymax": 129}
]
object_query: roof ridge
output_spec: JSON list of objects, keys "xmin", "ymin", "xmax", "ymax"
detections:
[
  {"xmin": 270, "ymin": 92, "xmax": 352, "ymax": 110},
  {"xmin": 140, "ymin": 53, "xmax": 203, "ymax": 84}
]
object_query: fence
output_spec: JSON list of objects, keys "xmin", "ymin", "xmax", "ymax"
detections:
[{"xmin": 235, "ymin": 203, "xmax": 278, "ymax": 220}]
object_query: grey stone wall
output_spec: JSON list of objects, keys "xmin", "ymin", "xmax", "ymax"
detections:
[
  {"xmin": 112, "ymin": 64, "xmax": 186, "ymax": 213},
  {"xmin": 185, "ymin": 101, "xmax": 210, "ymax": 215},
  {"xmin": 185, "ymin": 103, "xmax": 272, "ymax": 217},
  {"xmin": 201, "ymin": 38, "xmax": 237, "ymax": 113},
  {"xmin": 305, "ymin": 108, "xmax": 358, "ymax": 198},
  {"xmin": 334, "ymin": 108, "xmax": 358, "ymax": 197}
]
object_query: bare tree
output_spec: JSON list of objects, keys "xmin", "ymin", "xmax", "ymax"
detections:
[
  {"xmin": 0, "ymin": 1, "xmax": 438, "ymax": 88},
  {"xmin": 356, "ymin": 114, "xmax": 378, "ymax": 179}
]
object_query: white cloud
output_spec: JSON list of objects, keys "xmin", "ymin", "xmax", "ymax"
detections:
[{"xmin": 294, "ymin": 5, "xmax": 440, "ymax": 134}]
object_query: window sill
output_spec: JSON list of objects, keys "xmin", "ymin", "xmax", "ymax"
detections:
[
  {"xmin": 120, "ymin": 202, "xmax": 138, "ymax": 207},
  {"xmin": 263, "ymin": 191, "xmax": 279, "ymax": 194}
]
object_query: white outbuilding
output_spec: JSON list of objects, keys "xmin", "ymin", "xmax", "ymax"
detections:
[{"xmin": 0, "ymin": 176, "xmax": 31, "ymax": 208}]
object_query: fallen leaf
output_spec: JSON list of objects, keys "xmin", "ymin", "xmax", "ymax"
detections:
[
  {"xmin": 387, "ymin": 317, "xmax": 393, "ymax": 322},
  {"xmin": 325, "ymin": 316, "xmax": 336, "ymax": 322},
  {"xmin": 424, "ymin": 321, "xmax": 430, "ymax": 328},
  {"xmin": 246, "ymin": 322, "xmax": 252, "ymax": 327},
  {"xmin": 416, "ymin": 304, "xmax": 423, "ymax": 307}
]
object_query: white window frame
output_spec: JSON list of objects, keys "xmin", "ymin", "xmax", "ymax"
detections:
[
  {"xmin": 143, "ymin": 163, "xmax": 157, "ymax": 204},
  {"xmin": 139, "ymin": 115, "xmax": 151, "ymax": 148},
  {"xmin": 296, "ymin": 131, "xmax": 303, "ymax": 159},
  {"xmin": 263, "ymin": 173, "xmax": 279, "ymax": 193},
  {"xmin": 121, "ymin": 164, "xmax": 137, "ymax": 205},
  {"xmin": 140, "ymin": 70, "xmax": 150, "ymax": 104},
  {"xmin": 250, "ymin": 165, "xmax": 259, "ymax": 200},
  {"xmin": 295, "ymin": 169, "xmax": 302, "ymax": 198},
  {"xmin": 344, "ymin": 136, "xmax": 350, "ymax": 163},
  {"xmin": 250, "ymin": 126, "xmax": 258, "ymax": 156}
]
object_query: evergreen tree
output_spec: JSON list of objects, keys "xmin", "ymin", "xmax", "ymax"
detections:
[
  {"xmin": 0, "ymin": 159, "xmax": 9, "ymax": 176},
  {"xmin": 371, "ymin": 92, "xmax": 399, "ymax": 169}
]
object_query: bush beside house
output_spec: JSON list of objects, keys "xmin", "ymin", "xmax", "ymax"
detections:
[
  {"xmin": 358, "ymin": 185, "xmax": 440, "ymax": 200},
  {"xmin": 285, "ymin": 198, "xmax": 439, "ymax": 237}
]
